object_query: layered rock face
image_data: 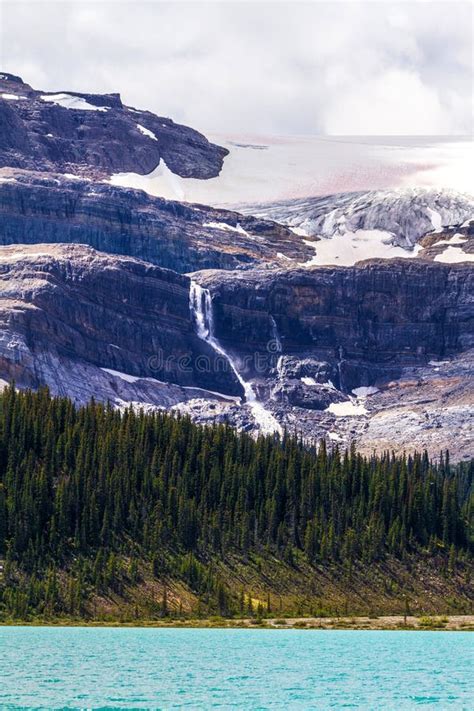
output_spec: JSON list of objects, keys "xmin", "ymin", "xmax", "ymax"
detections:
[
  {"xmin": 0, "ymin": 244, "xmax": 242, "ymax": 397},
  {"xmin": 183, "ymin": 261, "xmax": 473, "ymax": 460},
  {"xmin": 2, "ymin": 245, "xmax": 469, "ymax": 456},
  {"xmin": 0, "ymin": 173, "xmax": 310, "ymax": 272},
  {"xmin": 0, "ymin": 72, "xmax": 472, "ymax": 459},
  {"xmin": 0, "ymin": 72, "xmax": 227, "ymax": 178},
  {"xmin": 198, "ymin": 260, "xmax": 474, "ymax": 390}
]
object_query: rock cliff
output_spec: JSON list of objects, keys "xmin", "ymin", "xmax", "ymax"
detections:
[
  {"xmin": 197, "ymin": 259, "xmax": 474, "ymax": 390},
  {"xmin": 0, "ymin": 244, "xmax": 471, "ymax": 457},
  {"xmin": 0, "ymin": 172, "xmax": 311, "ymax": 272},
  {"xmin": 0, "ymin": 72, "xmax": 472, "ymax": 459},
  {"xmin": 0, "ymin": 244, "xmax": 242, "ymax": 398},
  {"xmin": 185, "ymin": 260, "xmax": 473, "ymax": 459},
  {"xmin": 0, "ymin": 72, "xmax": 227, "ymax": 178}
]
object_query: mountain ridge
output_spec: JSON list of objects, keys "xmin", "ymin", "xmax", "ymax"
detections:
[
  {"xmin": 0, "ymin": 71, "xmax": 227, "ymax": 179},
  {"xmin": 0, "ymin": 73, "xmax": 472, "ymax": 457}
]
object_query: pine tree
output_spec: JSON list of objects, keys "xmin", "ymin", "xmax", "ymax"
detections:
[{"xmin": 0, "ymin": 385, "xmax": 471, "ymax": 620}]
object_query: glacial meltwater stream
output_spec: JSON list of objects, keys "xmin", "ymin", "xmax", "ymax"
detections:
[{"xmin": 189, "ymin": 281, "xmax": 282, "ymax": 435}]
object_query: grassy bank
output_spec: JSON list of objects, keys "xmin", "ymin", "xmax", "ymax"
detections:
[{"xmin": 1, "ymin": 614, "xmax": 473, "ymax": 631}]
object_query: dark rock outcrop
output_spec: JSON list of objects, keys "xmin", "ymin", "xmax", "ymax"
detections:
[
  {"xmin": 0, "ymin": 72, "xmax": 227, "ymax": 178},
  {"xmin": 197, "ymin": 260, "xmax": 474, "ymax": 391},
  {"xmin": 0, "ymin": 172, "xmax": 312, "ymax": 272},
  {"xmin": 418, "ymin": 220, "xmax": 474, "ymax": 260},
  {"xmin": 0, "ymin": 244, "xmax": 242, "ymax": 395}
]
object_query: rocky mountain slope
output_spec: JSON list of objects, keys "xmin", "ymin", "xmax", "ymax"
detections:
[
  {"xmin": 0, "ymin": 73, "xmax": 473, "ymax": 458},
  {"xmin": 0, "ymin": 244, "xmax": 243, "ymax": 400},
  {"xmin": 197, "ymin": 260, "xmax": 474, "ymax": 381},
  {"xmin": 0, "ymin": 72, "xmax": 226, "ymax": 178},
  {"xmin": 0, "ymin": 243, "xmax": 472, "ymax": 458},
  {"xmin": 0, "ymin": 171, "xmax": 311, "ymax": 272},
  {"xmin": 238, "ymin": 188, "xmax": 474, "ymax": 265},
  {"xmin": 185, "ymin": 261, "xmax": 473, "ymax": 458}
]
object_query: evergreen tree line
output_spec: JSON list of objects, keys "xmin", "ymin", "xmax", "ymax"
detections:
[{"xmin": 0, "ymin": 386, "xmax": 472, "ymax": 617}]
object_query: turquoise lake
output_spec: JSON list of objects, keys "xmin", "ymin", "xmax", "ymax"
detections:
[{"xmin": 0, "ymin": 627, "xmax": 472, "ymax": 709}]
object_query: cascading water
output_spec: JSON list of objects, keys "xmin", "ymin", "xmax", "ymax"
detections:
[
  {"xmin": 270, "ymin": 315, "xmax": 285, "ymax": 384},
  {"xmin": 189, "ymin": 281, "xmax": 282, "ymax": 435},
  {"xmin": 190, "ymin": 281, "xmax": 212, "ymax": 341},
  {"xmin": 336, "ymin": 345, "xmax": 345, "ymax": 392},
  {"xmin": 270, "ymin": 316, "xmax": 282, "ymax": 353}
]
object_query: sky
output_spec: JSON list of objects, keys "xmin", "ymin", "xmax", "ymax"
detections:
[{"xmin": 0, "ymin": 0, "xmax": 472, "ymax": 136}]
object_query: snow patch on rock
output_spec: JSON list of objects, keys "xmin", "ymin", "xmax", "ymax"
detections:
[
  {"xmin": 1, "ymin": 93, "xmax": 27, "ymax": 100},
  {"xmin": 434, "ymin": 246, "xmax": 474, "ymax": 263},
  {"xmin": 40, "ymin": 93, "xmax": 109, "ymax": 112},
  {"xmin": 290, "ymin": 226, "xmax": 310, "ymax": 237},
  {"xmin": 352, "ymin": 386, "xmax": 379, "ymax": 398},
  {"xmin": 203, "ymin": 221, "xmax": 249, "ymax": 235},
  {"xmin": 326, "ymin": 400, "xmax": 368, "ymax": 416},
  {"xmin": 302, "ymin": 230, "xmax": 422, "ymax": 267},
  {"xmin": 435, "ymin": 233, "xmax": 468, "ymax": 246},
  {"xmin": 62, "ymin": 173, "xmax": 91, "ymax": 182},
  {"xmin": 101, "ymin": 367, "xmax": 141, "ymax": 383},
  {"xmin": 137, "ymin": 124, "xmax": 158, "ymax": 141},
  {"xmin": 109, "ymin": 159, "xmax": 185, "ymax": 201}
]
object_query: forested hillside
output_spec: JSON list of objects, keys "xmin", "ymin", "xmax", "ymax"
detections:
[{"xmin": 0, "ymin": 386, "xmax": 472, "ymax": 622}]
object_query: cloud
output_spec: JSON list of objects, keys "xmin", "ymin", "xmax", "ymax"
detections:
[
  {"xmin": 0, "ymin": 0, "xmax": 471, "ymax": 135},
  {"xmin": 322, "ymin": 69, "xmax": 454, "ymax": 135}
]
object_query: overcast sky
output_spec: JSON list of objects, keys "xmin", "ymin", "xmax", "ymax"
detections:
[{"xmin": 1, "ymin": 0, "xmax": 472, "ymax": 135}]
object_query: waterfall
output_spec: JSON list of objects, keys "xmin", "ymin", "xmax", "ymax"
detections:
[
  {"xmin": 189, "ymin": 281, "xmax": 212, "ymax": 341},
  {"xmin": 276, "ymin": 355, "xmax": 285, "ymax": 382},
  {"xmin": 269, "ymin": 316, "xmax": 285, "ymax": 384},
  {"xmin": 270, "ymin": 316, "xmax": 282, "ymax": 353},
  {"xmin": 189, "ymin": 281, "xmax": 282, "ymax": 435},
  {"xmin": 336, "ymin": 345, "xmax": 345, "ymax": 392}
]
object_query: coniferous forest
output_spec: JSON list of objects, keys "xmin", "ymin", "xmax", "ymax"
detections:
[{"xmin": 0, "ymin": 386, "xmax": 472, "ymax": 622}]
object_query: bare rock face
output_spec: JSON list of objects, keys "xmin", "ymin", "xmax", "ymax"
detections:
[
  {"xmin": 0, "ymin": 244, "xmax": 242, "ymax": 396},
  {"xmin": 0, "ymin": 72, "xmax": 227, "ymax": 178},
  {"xmin": 197, "ymin": 260, "xmax": 474, "ymax": 390},
  {"xmin": 0, "ymin": 245, "xmax": 472, "ymax": 459},
  {"xmin": 0, "ymin": 172, "xmax": 312, "ymax": 272},
  {"xmin": 184, "ymin": 260, "xmax": 473, "ymax": 460},
  {"xmin": 418, "ymin": 220, "xmax": 474, "ymax": 261},
  {"xmin": 0, "ymin": 72, "xmax": 472, "ymax": 459}
]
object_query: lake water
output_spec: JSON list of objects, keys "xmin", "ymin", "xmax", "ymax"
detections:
[{"xmin": 0, "ymin": 627, "xmax": 472, "ymax": 709}]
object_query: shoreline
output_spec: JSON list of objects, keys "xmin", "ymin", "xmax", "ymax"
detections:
[{"xmin": 1, "ymin": 615, "xmax": 473, "ymax": 631}]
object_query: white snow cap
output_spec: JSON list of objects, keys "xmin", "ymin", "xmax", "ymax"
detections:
[
  {"xmin": 109, "ymin": 159, "xmax": 185, "ymax": 201},
  {"xmin": 107, "ymin": 135, "xmax": 473, "ymax": 205}
]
